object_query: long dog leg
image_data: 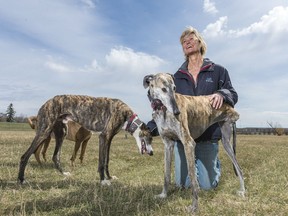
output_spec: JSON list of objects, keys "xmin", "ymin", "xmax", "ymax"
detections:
[
  {"xmin": 34, "ymin": 143, "xmax": 44, "ymax": 164},
  {"xmin": 52, "ymin": 121, "xmax": 68, "ymax": 175},
  {"xmin": 41, "ymin": 136, "xmax": 51, "ymax": 162},
  {"xmin": 104, "ymin": 132, "xmax": 117, "ymax": 180},
  {"xmin": 155, "ymin": 138, "xmax": 174, "ymax": 198},
  {"xmin": 98, "ymin": 131, "xmax": 117, "ymax": 185},
  {"xmin": 98, "ymin": 132, "xmax": 109, "ymax": 185},
  {"xmin": 232, "ymin": 122, "xmax": 238, "ymax": 176},
  {"xmin": 70, "ymin": 139, "xmax": 81, "ymax": 167},
  {"xmin": 182, "ymin": 138, "xmax": 199, "ymax": 213},
  {"xmin": 79, "ymin": 135, "xmax": 91, "ymax": 164},
  {"xmin": 34, "ymin": 136, "xmax": 51, "ymax": 164},
  {"xmin": 219, "ymin": 121, "xmax": 245, "ymax": 196},
  {"xmin": 18, "ymin": 135, "xmax": 49, "ymax": 183}
]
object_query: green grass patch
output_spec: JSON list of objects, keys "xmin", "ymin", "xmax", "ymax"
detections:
[
  {"xmin": 0, "ymin": 122, "xmax": 31, "ymax": 131},
  {"xmin": 0, "ymin": 128, "xmax": 287, "ymax": 215}
]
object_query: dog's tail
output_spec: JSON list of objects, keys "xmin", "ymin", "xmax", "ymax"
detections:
[
  {"xmin": 27, "ymin": 116, "xmax": 37, "ymax": 130},
  {"xmin": 232, "ymin": 122, "xmax": 238, "ymax": 176}
]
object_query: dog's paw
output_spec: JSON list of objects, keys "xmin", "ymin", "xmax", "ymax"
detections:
[
  {"xmin": 63, "ymin": 172, "xmax": 71, "ymax": 176},
  {"xmin": 111, "ymin": 176, "xmax": 118, "ymax": 180},
  {"xmin": 186, "ymin": 204, "xmax": 198, "ymax": 213},
  {"xmin": 101, "ymin": 179, "xmax": 111, "ymax": 186},
  {"xmin": 18, "ymin": 179, "xmax": 26, "ymax": 184},
  {"xmin": 154, "ymin": 193, "xmax": 167, "ymax": 199},
  {"xmin": 237, "ymin": 190, "xmax": 245, "ymax": 197}
]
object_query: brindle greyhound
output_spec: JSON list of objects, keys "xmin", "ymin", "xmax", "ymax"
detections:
[
  {"xmin": 18, "ymin": 95, "xmax": 153, "ymax": 185},
  {"xmin": 143, "ymin": 73, "xmax": 245, "ymax": 213}
]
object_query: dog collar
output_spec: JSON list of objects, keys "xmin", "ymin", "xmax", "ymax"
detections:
[
  {"xmin": 151, "ymin": 99, "xmax": 167, "ymax": 112},
  {"xmin": 125, "ymin": 114, "xmax": 143, "ymax": 134}
]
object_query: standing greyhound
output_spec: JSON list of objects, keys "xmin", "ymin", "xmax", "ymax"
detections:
[
  {"xmin": 18, "ymin": 95, "xmax": 153, "ymax": 185},
  {"xmin": 143, "ymin": 73, "xmax": 245, "ymax": 213}
]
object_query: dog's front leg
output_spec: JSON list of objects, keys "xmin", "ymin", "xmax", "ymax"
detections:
[
  {"xmin": 52, "ymin": 137, "xmax": 66, "ymax": 174},
  {"xmin": 98, "ymin": 132, "xmax": 112, "ymax": 185},
  {"xmin": 155, "ymin": 138, "xmax": 174, "ymax": 199}
]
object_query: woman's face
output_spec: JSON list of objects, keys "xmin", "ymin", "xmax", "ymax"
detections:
[{"xmin": 182, "ymin": 34, "xmax": 201, "ymax": 56}]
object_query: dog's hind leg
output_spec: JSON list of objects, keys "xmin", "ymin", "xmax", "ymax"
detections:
[
  {"xmin": 34, "ymin": 135, "xmax": 51, "ymax": 164},
  {"xmin": 18, "ymin": 134, "xmax": 50, "ymax": 184},
  {"xmin": 155, "ymin": 137, "xmax": 174, "ymax": 199},
  {"xmin": 79, "ymin": 135, "xmax": 91, "ymax": 164},
  {"xmin": 52, "ymin": 120, "xmax": 69, "ymax": 175},
  {"xmin": 41, "ymin": 136, "xmax": 51, "ymax": 162},
  {"xmin": 219, "ymin": 121, "xmax": 245, "ymax": 196},
  {"xmin": 232, "ymin": 122, "xmax": 238, "ymax": 176},
  {"xmin": 34, "ymin": 143, "xmax": 44, "ymax": 164}
]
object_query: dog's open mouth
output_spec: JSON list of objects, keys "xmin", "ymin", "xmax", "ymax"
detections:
[
  {"xmin": 141, "ymin": 139, "xmax": 153, "ymax": 156},
  {"xmin": 151, "ymin": 99, "xmax": 167, "ymax": 112}
]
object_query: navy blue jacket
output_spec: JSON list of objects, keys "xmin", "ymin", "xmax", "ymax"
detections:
[{"xmin": 147, "ymin": 58, "xmax": 238, "ymax": 142}]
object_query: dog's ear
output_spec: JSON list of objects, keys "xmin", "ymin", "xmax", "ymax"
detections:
[
  {"xmin": 143, "ymin": 75, "xmax": 154, "ymax": 89},
  {"xmin": 167, "ymin": 73, "xmax": 175, "ymax": 80}
]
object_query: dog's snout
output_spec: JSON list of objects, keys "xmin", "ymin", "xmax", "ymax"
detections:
[
  {"xmin": 173, "ymin": 106, "xmax": 180, "ymax": 116},
  {"xmin": 174, "ymin": 110, "xmax": 180, "ymax": 116},
  {"xmin": 149, "ymin": 151, "xmax": 153, "ymax": 156}
]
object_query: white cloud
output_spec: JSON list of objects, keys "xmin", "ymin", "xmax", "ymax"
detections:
[
  {"xmin": 230, "ymin": 6, "xmax": 288, "ymax": 37},
  {"xmin": 202, "ymin": 16, "xmax": 227, "ymax": 37},
  {"xmin": 203, "ymin": 6, "xmax": 288, "ymax": 38},
  {"xmin": 45, "ymin": 61, "xmax": 71, "ymax": 73},
  {"xmin": 104, "ymin": 46, "xmax": 166, "ymax": 74},
  {"xmin": 203, "ymin": 0, "xmax": 218, "ymax": 14}
]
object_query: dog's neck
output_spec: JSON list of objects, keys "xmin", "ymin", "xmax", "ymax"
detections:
[{"xmin": 124, "ymin": 114, "xmax": 143, "ymax": 134}]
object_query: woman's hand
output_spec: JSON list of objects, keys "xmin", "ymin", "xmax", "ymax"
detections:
[{"xmin": 209, "ymin": 93, "xmax": 224, "ymax": 109}]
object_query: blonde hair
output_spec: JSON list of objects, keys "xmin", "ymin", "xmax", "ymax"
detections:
[{"xmin": 180, "ymin": 26, "xmax": 207, "ymax": 59}]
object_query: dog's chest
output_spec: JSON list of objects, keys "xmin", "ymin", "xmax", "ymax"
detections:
[{"xmin": 152, "ymin": 111, "xmax": 180, "ymax": 138}]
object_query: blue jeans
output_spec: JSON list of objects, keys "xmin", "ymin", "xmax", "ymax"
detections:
[{"xmin": 174, "ymin": 140, "xmax": 221, "ymax": 190}]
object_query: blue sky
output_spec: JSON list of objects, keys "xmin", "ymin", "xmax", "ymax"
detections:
[{"xmin": 1, "ymin": 0, "xmax": 288, "ymax": 128}]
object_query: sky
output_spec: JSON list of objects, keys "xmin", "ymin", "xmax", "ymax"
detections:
[{"xmin": 1, "ymin": 0, "xmax": 288, "ymax": 128}]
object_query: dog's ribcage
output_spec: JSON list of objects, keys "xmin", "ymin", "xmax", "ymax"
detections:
[
  {"xmin": 37, "ymin": 95, "xmax": 132, "ymax": 132},
  {"xmin": 153, "ymin": 94, "xmax": 239, "ymax": 141}
]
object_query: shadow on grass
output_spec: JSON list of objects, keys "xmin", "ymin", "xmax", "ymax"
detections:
[{"xmin": 3, "ymin": 179, "xmax": 181, "ymax": 216}]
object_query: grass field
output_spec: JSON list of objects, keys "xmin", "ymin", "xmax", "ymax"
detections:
[{"xmin": 0, "ymin": 122, "xmax": 288, "ymax": 215}]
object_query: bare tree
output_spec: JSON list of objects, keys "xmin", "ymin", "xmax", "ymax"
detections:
[{"xmin": 267, "ymin": 121, "xmax": 284, "ymax": 136}]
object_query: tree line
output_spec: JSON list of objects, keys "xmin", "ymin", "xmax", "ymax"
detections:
[{"xmin": 1, "ymin": 103, "xmax": 287, "ymax": 136}]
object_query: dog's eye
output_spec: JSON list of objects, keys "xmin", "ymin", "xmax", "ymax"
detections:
[{"xmin": 162, "ymin": 88, "xmax": 167, "ymax": 93}]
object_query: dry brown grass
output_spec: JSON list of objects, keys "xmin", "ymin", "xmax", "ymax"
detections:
[{"xmin": 0, "ymin": 123, "xmax": 288, "ymax": 215}]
